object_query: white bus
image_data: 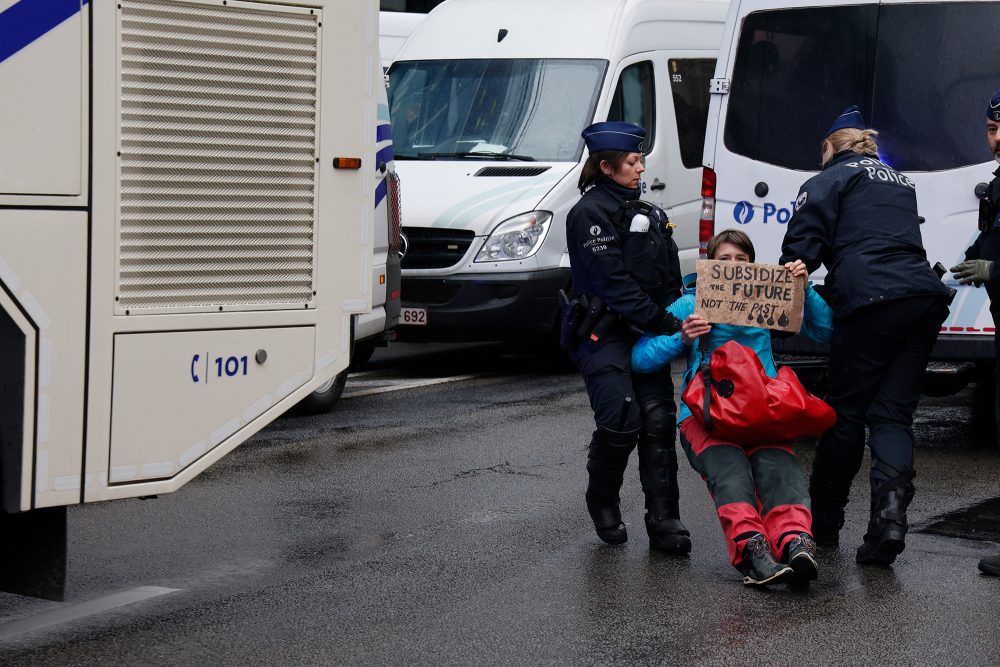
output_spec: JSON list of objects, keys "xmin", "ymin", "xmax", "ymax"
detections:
[{"xmin": 0, "ymin": 0, "xmax": 391, "ymax": 598}]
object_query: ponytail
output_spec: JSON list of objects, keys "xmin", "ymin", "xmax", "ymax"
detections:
[
  {"xmin": 578, "ymin": 150, "xmax": 630, "ymax": 194},
  {"xmin": 827, "ymin": 127, "xmax": 880, "ymax": 156}
]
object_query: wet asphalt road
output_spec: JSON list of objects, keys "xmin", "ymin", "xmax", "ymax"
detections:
[{"xmin": 2, "ymin": 342, "xmax": 1000, "ymax": 665}]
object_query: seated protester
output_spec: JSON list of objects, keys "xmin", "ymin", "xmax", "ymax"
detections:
[{"xmin": 631, "ymin": 229, "xmax": 834, "ymax": 587}]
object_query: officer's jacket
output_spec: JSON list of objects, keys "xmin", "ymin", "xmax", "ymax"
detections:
[
  {"xmin": 631, "ymin": 274, "xmax": 833, "ymax": 424},
  {"xmin": 566, "ymin": 177, "xmax": 681, "ymax": 376},
  {"xmin": 779, "ymin": 150, "xmax": 949, "ymax": 319},
  {"xmin": 963, "ymin": 167, "xmax": 1000, "ymax": 308},
  {"xmin": 567, "ymin": 178, "xmax": 681, "ymax": 334}
]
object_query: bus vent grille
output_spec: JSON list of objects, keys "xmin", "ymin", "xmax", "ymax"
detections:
[{"xmin": 117, "ymin": 0, "xmax": 319, "ymax": 311}]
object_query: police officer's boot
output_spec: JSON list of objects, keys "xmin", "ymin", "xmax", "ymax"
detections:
[
  {"xmin": 856, "ymin": 461, "xmax": 915, "ymax": 566},
  {"xmin": 639, "ymin": 433, "xmax": 691, "ymax": 555},
  {"xmin": 586, "ymin": 427, "xmax": 638, "ymax": 545},
  {"xmin": 809, "ymin": 475, "xmax": 850, "ymax": 548},
  {"xmin": 978, "ymin": 553, "xmax": 1000, "ymax": 576}
]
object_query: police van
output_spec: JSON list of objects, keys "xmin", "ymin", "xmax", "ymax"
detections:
[
  {"xmin": 386, "ymin": 0, "xmax": 728, "ymax": 347},
  {"xmin": 701, "ymin": 0, "xmax": 1000, "ymax": 394},
  {"xmin": 379, "ymin": 10, "xmax": 425, "ymax": 71}
]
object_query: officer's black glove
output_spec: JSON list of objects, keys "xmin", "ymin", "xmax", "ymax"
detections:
[
  {"xmin": 950, "ymin": 260, "xmax": 993, "ymax": 286},
  {"xmin": 658, "ymin": 312, "xmax": 683, "ymax": 336}
]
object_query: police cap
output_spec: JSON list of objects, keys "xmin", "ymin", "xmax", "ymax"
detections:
[
  {"xmin": 987, "ymin": 88, "xmax": 1000, "ymax": 122},
  {"xmin": 582, "ymin": 121, "xmax": 647, "ymax": 153},
  {"xmin": 825, "ymin": 105, "xmax": 866, "ymax": 138}
]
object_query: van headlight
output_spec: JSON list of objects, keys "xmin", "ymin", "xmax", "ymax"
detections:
[{"xmin": 475, "ymin": 211, "xmax": 553, "ymax": 262}]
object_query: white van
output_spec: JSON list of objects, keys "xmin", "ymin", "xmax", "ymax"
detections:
[
  {"xmin": 702, "ymin": 0, "xmax": 1000, "ymax": 392},
  {"xmin": 387, "ymin": 0, "xmax": 728, "ymax": 346},
  {"xmin": 379, "ymin": 11, "xmax": 426, "ymax": 70}
]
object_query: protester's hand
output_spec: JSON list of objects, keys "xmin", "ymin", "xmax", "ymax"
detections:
[
  {"xmin": 950, "ymin": 259, "xmax": 993, "ymax": 286},
  {"xmin": 681, "ymin": 315, "xmax": 711, "ymax": 346},
  {"xmin": 784, "ymin": 259, "xmax": 808, "ymax": 280}
]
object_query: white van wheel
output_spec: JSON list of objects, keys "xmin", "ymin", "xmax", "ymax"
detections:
[{"xmin": 294, "ymin": 370, "xmax": 348, "ymax": 415}]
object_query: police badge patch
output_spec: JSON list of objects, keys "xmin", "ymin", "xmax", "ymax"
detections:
[
  {"xmin": 796, "ymin": 191, "xmax": 808, "ymax": 208},
  {"xmin": 590, "ymin": 225, "xmax": 602, "ymax": 236}
]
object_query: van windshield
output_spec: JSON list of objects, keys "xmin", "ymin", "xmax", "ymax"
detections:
[
  {"xmin": 387, "ymin": 59, "xmax": 607, "ymax": 162},
  {"xmin": 724, "ymin": 3, "xmax": 1000, "ymax": 172}
]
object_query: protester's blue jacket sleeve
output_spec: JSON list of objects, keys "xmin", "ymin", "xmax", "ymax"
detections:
[
  {"xmin": 631, "ymin": 295, "xmax": 695, "ymax": 373},
  {"xmin": 799, "ymin": 284, "xmax": 834, "ymax": 343}
]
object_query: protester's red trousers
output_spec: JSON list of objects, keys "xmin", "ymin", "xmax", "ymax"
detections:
[{"xmin": 679, "ymin": 418, "xmax": 812, "ymax": 567}]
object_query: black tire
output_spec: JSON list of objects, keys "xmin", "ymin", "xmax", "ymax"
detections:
[
  {"xmin": 294, "ymin": 369, "xmax": 348, "ymax": 415},
  {"xmin": 349, "ymin": 340, "xmax": 377, "ymax": 370}
]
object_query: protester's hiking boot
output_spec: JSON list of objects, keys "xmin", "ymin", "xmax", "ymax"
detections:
[
  {"xmin": 856, "ymin": 466, "xmax": 914, "ymax": 567},
  {"xmin": 739, "ymin": 534, "xmax": 795, "ymax": 586},
  {"xmin": 645, "ymin": 513, "xmax": 692, "ymax": 555},
  {"xmin": 783, "ymin": 533, "xmax": 819, "ymax": 582},
  {"xmin": 586, "ymin": 428, "xmax": 638, "ymax": 545},
  {"xmin": 978, "ymin": 554, "xmax": 1000, "ymax": 576},
  {"xmin": 637, "ymin": 425, "xmax": 690, "ymax": 555}
]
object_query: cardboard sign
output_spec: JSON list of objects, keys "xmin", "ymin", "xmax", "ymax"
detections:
[{"xmin": 694, "ymin": 260, "xmax": 805, "ymax": 332}]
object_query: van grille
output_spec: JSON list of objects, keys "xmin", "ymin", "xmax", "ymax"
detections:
[
  {"xmin": 387, "ymin": 172, "xmax": 403, "ymax": 255},
  {"xmin": 400, "ymin": 227, "xmax": 476, "ymax": 270},
  {"xmin": 474, "ymin": 166, "xmax": 551, "ymax": 177},
  {"xmin": 117, "ymin": 0, "xmax": 319, "ymax": 310}
]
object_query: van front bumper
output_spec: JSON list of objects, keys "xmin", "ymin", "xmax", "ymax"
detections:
[
  {"xmin": 396, "ymin": 268, "xmax": 571, "ymax": 342},
  {"xmin": 773, "ymin": 332, "xmax": 996, "ymax": 397}
]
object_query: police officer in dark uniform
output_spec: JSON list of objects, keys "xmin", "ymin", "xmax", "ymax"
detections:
[
  {"xmin": 565, "ymin": 121, "xmax": 689, "ymax": 554},
  {"xmin": 779, "ymin": 106, "xmax": 950, "ymax": 566},
  {"xmin": 950, "ymin": 87, "xmax": 1000, "ymax": 577}
]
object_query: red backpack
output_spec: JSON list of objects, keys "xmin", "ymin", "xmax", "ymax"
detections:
[{"xmin": 682, "ymin": 340, "xmax": 836, "ymax": 444}]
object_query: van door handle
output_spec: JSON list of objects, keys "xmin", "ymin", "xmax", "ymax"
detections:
[{"xmin": 650, "ymin": 178, "xmax": 665, "ymax": 191}]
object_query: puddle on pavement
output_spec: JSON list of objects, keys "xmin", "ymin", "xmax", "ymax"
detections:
[{"xmin": 918, "ymin": 496, "xmax": 1000, "ymax": 542}]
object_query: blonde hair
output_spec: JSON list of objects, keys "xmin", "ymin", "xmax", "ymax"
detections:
[{"xmin": 825, "ymin": 127, "xmax": 879, "ymax": 156}]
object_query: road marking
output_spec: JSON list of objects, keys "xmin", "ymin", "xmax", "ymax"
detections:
[
  {"xmin": 0, "ymin": 586, "xmax": 179, "ymax": 641},
  {"xmin": 343, "ymin": 373, "xmax": 482, "ymax": 399}
]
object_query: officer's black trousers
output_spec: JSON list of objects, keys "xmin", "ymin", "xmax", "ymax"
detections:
[
  {"xmin": 812, "ymin": 296, "xmax": 949, "ymax": 506},
  {"xmin": 582, "ymin": 362, "xmax": 674, "ymax": 433},
  {"xmin": 992, "ymin": 309, "xmax": 1000, "ymax": 450}
]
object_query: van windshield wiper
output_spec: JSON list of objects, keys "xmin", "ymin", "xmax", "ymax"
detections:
[{"xmin": 414, "ymin": 151, "xmax": 536, "ymax": 161}]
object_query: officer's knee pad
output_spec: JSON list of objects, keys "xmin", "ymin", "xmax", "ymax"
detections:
[{"xmin": 641, "ymin": 399, "xmax": 676, "ymax": 438}]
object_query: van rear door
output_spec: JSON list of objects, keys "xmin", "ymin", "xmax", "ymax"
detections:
[{"xmin": 709, "ymin": 0, "xmax": 1000, "ymax": 340}]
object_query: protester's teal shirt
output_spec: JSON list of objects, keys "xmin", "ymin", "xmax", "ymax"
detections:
[{"xmin": 631, "ymin": 274, "xmax": 834, "ymax": 425}]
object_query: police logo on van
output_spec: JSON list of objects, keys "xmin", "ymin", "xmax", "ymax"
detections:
[
  {"xmin": 733, "ymin": 201, "xmax": 755, "ymax": 225},
  {"xmin": 590, "ymin": 225, "xmax": 602, "ymax": 236},
  {"xmin": 734, "ymin": 199, "xmax": 798, "ymax": 225}
]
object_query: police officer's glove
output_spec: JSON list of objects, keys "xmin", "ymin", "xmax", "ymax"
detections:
[
  {"xmin": 950, "ymin": 259, "xmax": 993, "ymax": 286},
  {"xmin": 660, "ymin": 312, "xmax": 683, "ymax": 335}
]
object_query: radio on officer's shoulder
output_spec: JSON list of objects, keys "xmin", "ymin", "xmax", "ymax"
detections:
[{"xmin": 612, "ymin": 200, "xmax": 673, "ymax": 237}]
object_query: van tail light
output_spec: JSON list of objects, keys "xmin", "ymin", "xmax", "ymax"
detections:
[
  {"xmin": 387, "ymin": 171, "xmax": 402, "ymax": 255},
  {"xmin": 699, "ymin": 167, "xmax": 717, "ymax": 258}
]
